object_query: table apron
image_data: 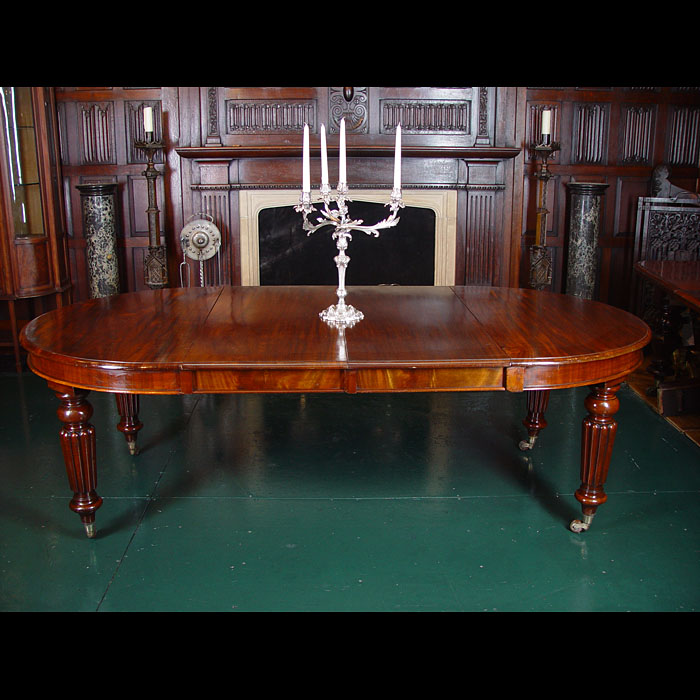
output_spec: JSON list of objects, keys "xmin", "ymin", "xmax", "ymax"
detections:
[
  {"xmin": 29, "ymin": 349, "xmax": 644, "ymax": 396},
  {"xmin": 520, "ymin": 350, "xmax": 644, "ymax": 390}
]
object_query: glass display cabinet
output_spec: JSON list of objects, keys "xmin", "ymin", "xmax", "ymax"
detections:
[{"xmin": 0, "ymin": 86, "xmax": 70, "ymax": 370}]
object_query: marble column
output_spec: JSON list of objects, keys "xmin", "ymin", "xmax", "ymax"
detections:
[
  {"xmin": 77, "ymin": 183, "xmax": 120, "ymax": 298},
  {"xmin": 565, "ymin": 182, "xmax": 609, "ymax": 300}
]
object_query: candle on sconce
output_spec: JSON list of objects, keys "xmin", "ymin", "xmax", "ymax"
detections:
[
  {"xmin": 541, "ymin": 109, "xmax": 551, "ymax": 142},
  {"xmin": 339, "ymin": 118, "xmax": 347, "ymax": 187},
  {"xmin": 320, "ymin": 123, "xmax": 329, "ymax": 187},
  {"xmin": 393, "ymin": 123, "xmax": 402, "ymax": 191},
  {"xmin": 302, "ymin": 123, "xmax": 311, "ymax": 194},
  {"xmin": 143, "ymin": 106, "xmax": 153, "ymax": 133}
]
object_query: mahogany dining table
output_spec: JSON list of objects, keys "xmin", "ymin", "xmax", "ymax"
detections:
[
  {"xmin": 635, "ymin": 259, "xmax": 700, "ymax": 314},
  {"xmin": 20, "ymin": 284, "xmax": 651, "ymax": 538}
]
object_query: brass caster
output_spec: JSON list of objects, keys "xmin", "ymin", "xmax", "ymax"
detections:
[
  {"xmin": 84, "ymin": 521, "xmax": 96, "ymax": 538},
  {"xmin": 127, "ymin": 440, "xmax": 139, "ymax": 456},
  {"xmin": 519, "ymin": 436, "xmax": 537, "ymax": 451},
  {"xmin": 569, "ymin": 513, "xmax": 594, "ymax": 533}
]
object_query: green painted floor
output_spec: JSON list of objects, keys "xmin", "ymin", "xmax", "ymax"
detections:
[{"xmin": 1, "ymin": 371, "xmax": 698, "ymax": 612}]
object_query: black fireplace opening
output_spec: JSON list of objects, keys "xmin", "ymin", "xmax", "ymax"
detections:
[{"xmin": 258, "ymin": 200, "xmax": 436, "ymax": 286}]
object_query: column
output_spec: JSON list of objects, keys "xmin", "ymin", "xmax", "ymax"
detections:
[
  {"xmin": 76, "ymin": 183, "xmax": 120, "ymax": 298},
  {"xmin": 565, "ymin": 182, "xmax": 609, "ymax": 300}
]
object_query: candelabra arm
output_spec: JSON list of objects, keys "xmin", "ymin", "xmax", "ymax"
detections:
[{"xmin": 295, "ymin": 186, "xmax": 404, "ymax": 328}]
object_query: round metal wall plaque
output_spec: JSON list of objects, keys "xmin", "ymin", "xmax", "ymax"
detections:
[{"xmin": 180, "ymin": 218, "xmax": 221, "ymax": 261}]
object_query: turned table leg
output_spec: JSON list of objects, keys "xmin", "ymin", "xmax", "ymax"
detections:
[
  {"xmin": 519, "ymin": 389, "xmax": 550, "ymax": 451},
  {"xmin": 115, "ymin": 393, "xmax": 143, "ymax": 455},
  {"xmin": 51, "ymin": 384, "xmax": 102, "ymax": 538},
  {"xmin": 570, "ymin": 382, "xmax": 621, "ymax": 533}
]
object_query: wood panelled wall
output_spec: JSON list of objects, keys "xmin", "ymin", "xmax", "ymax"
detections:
[
  {"xmin": 521, "ymin": 87, "xmax": 700, "ymax": 308},
  {"xmin": 53, "ymin": 87, "xmax": 700, "ymax": 311},
  {"xmin": 56, "ymin": 87, "xmax": 182, "ymax": 300}
]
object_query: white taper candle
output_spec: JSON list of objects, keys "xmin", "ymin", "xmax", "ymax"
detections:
[
  {"xmin": 541, "ymin": 109, "xmax": 551, "ymax": 136},
  {"xmin": 302, "ymin": 123, "xmax": 310, "ymax": 194},
  {"xmin": 320, "ymin": 124, "xmax": 328, "ymax": 186},
  {"xmin": 339, "ymin": 118, "xmax": 346, "ymax": 187},
  {"xmin": 393, "ymin": 123, "xmax": 402, "ymax": 190}
]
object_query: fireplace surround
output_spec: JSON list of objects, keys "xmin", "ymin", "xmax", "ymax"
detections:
[
  {"xmin": 238, "ymin": 189, "xmax": 457, "ymax": 287},
  {"xmin": 176, "ymin": 87, "xmax": 521, "ymax": 290}
]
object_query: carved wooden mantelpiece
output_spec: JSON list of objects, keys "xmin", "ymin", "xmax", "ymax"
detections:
[
  {"xmin": 177, "ymin": 87, "xmax": 520, "ymax": 288},
  {"xmin": 200, "ymin": 86, "xmax": 497, "ymax": 145}
]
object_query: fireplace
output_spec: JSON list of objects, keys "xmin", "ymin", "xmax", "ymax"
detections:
[
  {"xmin": 177, "ymin": 87, "xmax": 521, "ymax": 290},
  {"xmin": 239, "ymin": 189, "xmax": 457, "ymax": 287}
]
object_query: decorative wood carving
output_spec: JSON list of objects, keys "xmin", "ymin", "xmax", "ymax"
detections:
[
  {"xmin": 79, "ymin": 102, "xmax": 115, "ymax": 165},
  {"xmin": 198, "ymin": 189, "xmax": 231, "ymax": 284},
  {"xmin": 465, "ymin": 188, "xmax": 500, "ymax": 285},
  {"xmin": 572, "ymin": 103, "xmax": 609, "ymax": 164},
  {"xmin": 329, "ymin": 87, "xmax": 368, "ymax": 133},
  {"xmin": 225, "ymin": 98, "xmax": 316, "ymax": 134},
  {"xmin": 206, "ymin": 86, "xmax": 220, "ymax": 145},
  {"xmin": 667, "ymin": 105, "xmax": 700, "ymax": 166},
  {"xmin": 619, "ymin": 105, "xmax": 655, "ymax": 164},
  {"xmin": 632, "ymin": 196, "xmax": 700, "ymax": 319},
  {"xmin": 635, "ymin": 198, "xmax": 700, "ymax": 261},
  {"xmin": 381, "ymin": 99, "xmax": 470, "ymax": 134}
]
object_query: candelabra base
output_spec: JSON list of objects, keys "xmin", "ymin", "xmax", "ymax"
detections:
[{"xmin": 320, "ymin": 302, "xmax": 363, "ymax": 329}]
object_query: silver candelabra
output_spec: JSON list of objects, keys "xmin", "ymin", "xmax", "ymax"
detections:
[{"xmin": 295, "ymin": 184, "xmax": 404, "ymax": 327}]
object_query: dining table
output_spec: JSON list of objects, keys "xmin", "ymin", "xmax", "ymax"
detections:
[{"xmin": 20, "ymin": 284, "xmax": 651, "ymax": 538}]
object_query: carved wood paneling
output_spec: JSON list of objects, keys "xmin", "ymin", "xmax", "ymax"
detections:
[
  {"xmin": 380, "ymin": 99, "xmax": 471, "ymax": 134},
  {"xmin": 523, "ymin": 87, "xmax": 700, "ymax": 310},
  {"xmin": 199, "ymin": 189, "xmax": 231, "ymax": 285},
  {"xmin": 329, "ymin": 87, "xmax": 368, "ymax": 133},
  {"xmin": 465, "ymin": 188, "xmax": 500, "ymax": 285},
  {"xmin": 56, "ymin": 88, "xmax": 177, "ymax": 302},
  {"xmin": 666, "ymin": 105, "xmax": 700, "ymax": 166},
  {"xmin": 619, "ymin": 104, "xmax": 655, "ymax": 165},
  {"xmin": 226, "ymin": 100, "xmax": 316, "ymax": 134},
  {"xmin": 572, "ymin": 103, "xmax": 609, "ymax": 165},
  {"xmin": 79, "ymin": 102, "xmax": 115, "ymax": 165},
  {"xmin": 49, "ymin": 88, "xmax": 700, "ymax": 313}
]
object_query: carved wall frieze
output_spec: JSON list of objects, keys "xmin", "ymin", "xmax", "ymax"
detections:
[
  {"xmin": 381, "ymin": 99, "xmax": 471, "ymax": 134},
  {"xmin": 225, "ymin": 99, "xmax": 316, "ymax": 134},
  {"xmin": 328, "ymin": 87, "xmax": 368, "ymax": 133}
]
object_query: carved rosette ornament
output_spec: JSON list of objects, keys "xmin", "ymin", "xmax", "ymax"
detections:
[{"xmin": 329, "ymin": 87, "xmax": 368, "ymax": 133}]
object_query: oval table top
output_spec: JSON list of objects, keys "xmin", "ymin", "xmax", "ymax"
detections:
[{"xmin": 20, "ymin": 285, "xmax": 651, "ymax": 395}]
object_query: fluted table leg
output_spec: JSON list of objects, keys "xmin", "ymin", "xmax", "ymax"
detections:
[
  {"xmin": 570, "ymin": 382, "xmax": 621, "ymax": 533},
  {"xmin": 519, "ymin": 389, "xmax": 550, "ymax": 450},
  {"xmin": 115, "ymin": 393, "xmax": 143, "ymax": 455},
  {"xmin": 51, "ymin": 384, "xmax": 102, "ymax": 538}
]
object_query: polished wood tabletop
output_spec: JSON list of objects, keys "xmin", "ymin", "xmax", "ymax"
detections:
[
  {"xmin": 22, "ymin": 285, "xmax": 650, "ymax": 393},
  {"xmin": 20, "ymin": 285, "xmax": 651, "ymax": 537},
  {"xmin": 635, "ymin": 259, "xmax": 700, "ymax": 313}
]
